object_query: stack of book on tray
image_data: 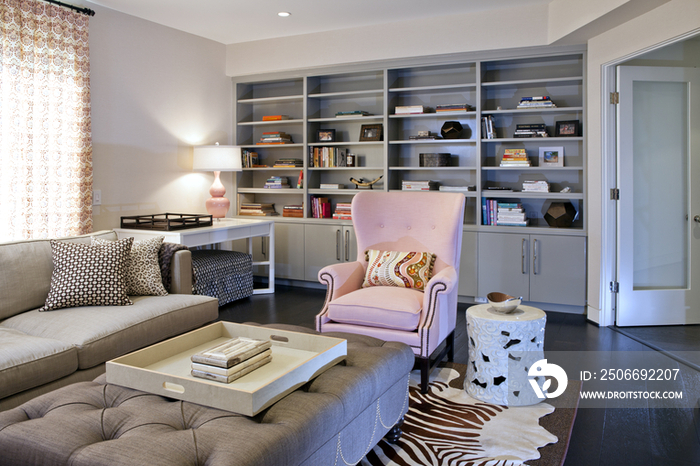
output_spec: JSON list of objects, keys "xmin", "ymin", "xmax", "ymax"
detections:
[
  {"xmin": 394, "ymin": 105, "xmax": 425, "ymax": 115},
  {"xmin": 517, "ymin": 96, "xmax": 556, "ymax": 109},
  {"xmin": 310, "ymin": 196, "xmax": 331, "ymax": 218},
  {"xmin": 513, "ymin": 124, "xmax": 547, "ymax": 138},
  {"xmin": 257, "ymin": 132, "xmax": 293, "ymax": 145},
  {"xmin": 482, "ymin": 200, "xmax": 529, "ymax": 226},
  {"xmin": 335, "ymin": 110, "xmax": 371, "ymax": 118},
  {"xmin": 191, "ymin": 337, "xmax": 272, "ymax": 384},
  {"xmin": 273, "ymin": 158, "xmax": 303, "ymax": 168},
  {"xmin": 239, "ymin": 203, "xmax": 278, "ymax": 216},
  {"xmin": 332, "ymin": 203, "xmax": 352, "ymax": 220},
  {"xmin": 436, "ymin": 103, "xmax": 473, "ymax": 113},
  {"xmin": 500, "ymin": 148, "xmax": 531, "ymax": 167},
  {"xmin": 263, "ymin": 176, "xmax": 290, "ymax": 189},
  {"xmin": 283, "ymin": 205, "xmax": 303, "ymax": 218},
  {"xmin": 522, "ymin": 180, "xmax": 550, "ymax": 192},
  {"xmin": 401, "ymin": 180, "xmax": 439, "ymax": 191},
  {"xmin": 262, "ymin": 115, "xmax": 291, "ymax": 121}
]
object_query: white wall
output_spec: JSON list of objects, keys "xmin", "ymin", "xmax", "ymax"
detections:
[
  {"xmin": 89, "ymin": 5, "xmax": 232, "ymax": 231},
  {"xmin": 586, "ymin": 0, "xmax": 700, "ymax": 323}
]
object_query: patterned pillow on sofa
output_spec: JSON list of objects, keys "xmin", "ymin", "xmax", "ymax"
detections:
[
  {"xmin": 41, "ymin": 237, "xmax": 134, "ymax": 311},
  {"xmin": 362, "ymin": 249, "xmax": 436, "ymax": 291},
  {"xmin": 93, "ymin": 236, "xmax": 168, "ymax": 296}
]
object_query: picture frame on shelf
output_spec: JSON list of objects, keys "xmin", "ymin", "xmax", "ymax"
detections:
[
  {"xmin": 555, "ymin": 120, "xmax": 580, "ymax": 137},
  {"xmin": 539, "ymin": 146, "xmax": 564, "ymax": 167},
  {"xmin": 317, "ymin": 129, "xmax": 336, "ymax": 142},
  {"xmin": 359, "ymin": 124, "xmax": 382, "ymax": 142}
]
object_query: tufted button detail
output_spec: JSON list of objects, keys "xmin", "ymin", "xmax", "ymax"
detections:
[
  {"xmin": 432, "ymin": 225, "xmax": 436, "ymax": 230},
  {"xmin": 380, "ymin": 224, "xmax": 384, "ymax": 228},
  {"xmin": 407, "ymin": 226, "xmax": 411, "ymax": 230}
]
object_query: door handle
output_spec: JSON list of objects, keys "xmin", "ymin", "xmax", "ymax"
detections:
[
  {"xmin": 694, "ymin": 215, "xmax": 700, "ymax": 223},
  {"xmin": 345, "ymin": 230, "xmax": 350, "ymax": 261},
  {"xmin": 533, "ymin": 239, "xmax": 539, "ymax": 275},
  {"xmin": 521, "ymin": 238, "xmax": 527, "ymax": 274},
  {"xmin": 261, "ymin": 237, "xmax": 266, "ymax": 257},
  {"xmin": 336, "ymin": 230, "xmax": 341, "ymax": 261}
]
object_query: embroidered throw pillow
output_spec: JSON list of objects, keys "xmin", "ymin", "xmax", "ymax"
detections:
[
  {"xmin": 93, "ymin": 236, "xmax": 168, "ymax": 296},
  {"xmin": 362, "ymin": 249, "xmax": 436, "ymax": 291},
  {"xmin": 41, "ymin": 238, "xmax": 134, "ymax": 311}
]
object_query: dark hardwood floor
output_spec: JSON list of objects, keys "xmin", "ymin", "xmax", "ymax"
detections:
[{"xmin": 219, "ymin": 285, "xmax": 700, "ymax": 466}]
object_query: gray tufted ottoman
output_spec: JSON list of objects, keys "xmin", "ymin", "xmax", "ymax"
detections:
[{"xmin": 0, "ymin": 324, "xmax": 414, "ymax": 466}]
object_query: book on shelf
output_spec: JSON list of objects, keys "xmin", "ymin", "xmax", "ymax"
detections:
[
  {"xmin": 319, "ymin": 183, "xmax": 345, "ymax": 190},
  {"xmin": 296, "ymin": 170, "xmax": 303, "ymax": 189},
  {"xmin": 283, "ymin": 204, "xmax": 304, "ymax": 218},
  {"xmin": 481, "ymin": 115, "xmax": 496, "ymax": 139},
  {"xmin": 310, "ymin": 147, "xmax": 347, "ymax": 168},
  {"xmin": 242, "ymin": 150, "xmax": 259, "ymax": 168},
  {"xmin": 436, "ymin": 104, "xmax": 474, "ymax": 112},
  {"xmin": 332, "ymin": 202, "xmax": 352, "ymax": 220},
  {"xmin": 439, "ymin": 185, "xmax": 475, "ymax": 192},
  {"xmin": 401, "ymin": 180, "xmax": 439, "ymax": 191},
  {"xmin": 310, "ymin": 196, "xmax": 331, "ymax": 219},
  {"xmin": 262, "ymin": 115, "xmax": 291, "ymax": 121},
  {"xmin": 482, "ymin": 200, "xmax": 529, "ymax": 226},
  {"xmin": 263, "ymin": 176, "xmax": 290, "ymax": 189},
  {"xmin": 484, "ymin": 186, "xmax": 513, "ymax": 192},
  {"xmin": 273, "ymin": 158, "xmax": 303, "ymax": 168},
  {"xmin": 258, "ymin": 132, "xmax": 293, "ymax": 144},
  {"xmin": 239, "ymin": 203, "xmax": 279, "ymax": 216},
  {"xmin": 517, "ymin": 96, "xmax": 556, "ymax": 109},
  {"xmin": 500, "ymin": 148, "xmax": 531, "ymax": 167},
  {"xmin": 522, "ymin": 180, "xmax": 550, "ymax": 192},
  {"xmin": 335, "ymin": 110, "xmax": 371, "ymax": 118},
  {"xmin": 513, "ymin": 123, "xmax": 548, "ymax": 138},
  {"xmin": 394, "ymin": 105, "xmax": 425, "ymax": 115}
]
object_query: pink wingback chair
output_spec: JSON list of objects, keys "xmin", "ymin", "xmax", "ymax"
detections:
[{"xmin": 316, "ymin": 191, "xmax": 465, "ymax": 392}]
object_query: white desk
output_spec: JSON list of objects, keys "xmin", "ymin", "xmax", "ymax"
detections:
[{"xmin": 115, "ymin": 218, "xmax": 275, "ymax": 294}]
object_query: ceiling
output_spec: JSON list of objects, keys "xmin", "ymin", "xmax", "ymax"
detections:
[{"xmin": 84, "ymin": 0, "xmax": 552, "ymax": 45}]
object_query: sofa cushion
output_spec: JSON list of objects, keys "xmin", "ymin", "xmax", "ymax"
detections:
[
  {"xmin": 42, "ymin": 238, "xmax": 134, "ymax": 311},
  {"xmin": 1, "ymin": 294, "xmax": 219, "ymax": 369},
  {"xmin": 93, "ymin": 236, "xmax": 168, "ymax": 297},
  {"xmin": 327, "ymin": 286, "xmax": 423, "ymax": 331},
  {"xmin": 0, "ymin": 328, "xmax": 78, "ymax": 399},
  {"xmin": 362, "ymin": 249, "xmax": 436, "ymax": 291}
]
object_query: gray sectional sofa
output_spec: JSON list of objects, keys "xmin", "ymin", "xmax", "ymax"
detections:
[{"xmin": 0, "ymin": 230, "xmax": 219, "ymax": 411}]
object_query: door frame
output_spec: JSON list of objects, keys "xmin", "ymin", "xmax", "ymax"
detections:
[{"xmin": 599, "ymin": 29, "xmax": 700, "ymax": 327}]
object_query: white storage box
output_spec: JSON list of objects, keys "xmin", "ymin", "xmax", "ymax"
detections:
[{"xmin": 106, "ymin": 322, "xmax": 347, "ymax": 416}]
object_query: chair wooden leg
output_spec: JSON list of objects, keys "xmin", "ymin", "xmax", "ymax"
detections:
[
  {"xmin": 384, "ymin": 415, "xmax": 405, "ymax": 443},
  {"xmin": 447, "ymin": 331, "xmax": 455, "ymax": 362},
  {"xmin": 419, "ymin": 357, "xmax": 430, "ymax": 393}
]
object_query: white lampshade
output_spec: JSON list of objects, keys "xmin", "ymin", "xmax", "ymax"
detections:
[{"xmin": 192, "ymin": 145, "xmax": 242, "ymax": 171}]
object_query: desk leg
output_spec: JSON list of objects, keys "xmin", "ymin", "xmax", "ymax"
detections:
[{"xmin": 252, "ymin": 226, "xmax": 275, "ymax": 295}]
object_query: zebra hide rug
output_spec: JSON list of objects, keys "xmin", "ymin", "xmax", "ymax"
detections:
[{"xmin": 361, "ymin": 364, "xmax": 567, "ymax": 466}]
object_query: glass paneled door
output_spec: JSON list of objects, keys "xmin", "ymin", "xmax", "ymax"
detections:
[{"xmin": 616, "ymin": 66, "xmax": 700, "ymax": 326}]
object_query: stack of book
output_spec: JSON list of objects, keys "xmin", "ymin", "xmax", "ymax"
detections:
[
  {"xmin": 401, "ymin": 180, "xmax": 439, "ymax": 191},
  {"xmin": 319, "ymin": 183, "xmax": 345, "ymax": 190},
  {"xmin": 522, "ymin": 180, "xmax": 550, "ymax": 192},
  {"xmin": 257, "ymin": 132, "xmax": 293, "ymax": 145},
  {"xmin": 332, "ymin": 203, "xmax": 352, "ymax": 220},
  {"xmin": 481, "ymin": 116, "xmax": 496, "ymax": 139},
  {"xmin": 242, "ymin": 150, "xmax": 261, "ymax": 168},
  {"xmin": 335, "ymin": 110, "xmax": 371, "ymax": 118},
  {"xmin": 409, "ymin": 131, "xmax": 441, "ymax": 140},
  {"xmin": 513, "ymin": 124, "xmax": 547, "ymax": 138},
  {"xmin": 482, "ymin": 200, "xmax": 529, "ymax": 226},
  {"xmin": 273, "ymin": 158, "xmax": 303, "ymax": 168},
  {"xmin": 439, "ymin": 185, "xmax": 475, "ymax": 193},
  {"xmin": 283, "ymin": 205, "xmax": 303, "ymax": 218},
  {"xmin": 517, "ymin": 96, "xmax": 556, "ymax": 109},
  {"xmin": 191, "ymin": 337, "xmax": 272, "ymax": 384},
  {"xmin": 239, "ymin": 203, "xmax": 278, "ymax": 216},
  {"xmin": 310, "ymin": 196, "xmax": 331, "ymax": 219},
  {"xmin": 500, "ymin": 148, "xmax": 531, "ymax": 167},
  {"xmin": 310, "ymin": 147, "xmax": 346, "ymax": 167},
  {"xmin": 395, "ymin": 105, "xmax": 424, "ymax": 115},
  {"xmin": 496, "ymin": 203, "xmax": 529, "ymax": 226},
  {"xmin": 263, "ymin": 176, "xmax": 290, "ymax": 189},
  {"xmin": 436, "ymin": 103, "xmax": 473, "ymax": 113},
  {"xmin": 262, "ymin": 115, "xmax": 291, "ymax": 121}
]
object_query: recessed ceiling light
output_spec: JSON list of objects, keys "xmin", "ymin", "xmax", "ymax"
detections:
[{"xmin": 277, "ymin": 11, "xmax": 291, "ymax": 17}]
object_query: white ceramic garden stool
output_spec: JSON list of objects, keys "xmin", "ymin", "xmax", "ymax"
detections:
[{"xmin": 465, "ymin": 303, "xmax": 546, "ymax": 406}]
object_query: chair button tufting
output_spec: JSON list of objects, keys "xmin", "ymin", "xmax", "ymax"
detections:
[
  {"xmin": 380, "ymin": 224, "xmax": 384, "ymax": 228},
  {"xmin": 432, "ymin": 225, "xmax": 436, "ymax": 229},
  {"xmin": 407, "ymin": 226, "xmax": 411, "ymax": 230}
]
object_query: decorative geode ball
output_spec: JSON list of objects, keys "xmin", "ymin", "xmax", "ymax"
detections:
[
  {"xmin": 440, "ymin": 121, "xmax": 463, "ymax": 139},
  {"xmin": 544, "ymin": 202, "xmax": 577, "ymax": 228}
]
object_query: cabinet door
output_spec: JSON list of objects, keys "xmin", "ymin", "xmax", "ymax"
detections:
[
  {"xmin": 529, "ymin": 235, "xmax": 586, "ymax": 306},
  {"xmin": 477, "ymin": 232, "xmax": 530, "ymax": 300},
  {"xmin": 270, "ymin": 223, "xmax": 305, "ymax": 280},
  {"xmin": 458, "ymin": 231, "xmax": 478, "ymax": 297},
  {"xmin": 304, "ymin": 224, "xmax": 344, "ymax": 281}
]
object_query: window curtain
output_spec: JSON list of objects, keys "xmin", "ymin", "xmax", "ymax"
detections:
[{"xmin": 0, "ymin": 0, "xmax": 92, "ymax": 242}]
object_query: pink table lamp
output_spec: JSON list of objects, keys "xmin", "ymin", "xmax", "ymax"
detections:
[{"xmin": 192, "ymin": 144, "xmax": 242, "ymax": 218}]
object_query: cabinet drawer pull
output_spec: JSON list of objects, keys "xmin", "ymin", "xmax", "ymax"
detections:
[
  {"xmin": 336, "ymin": 229, "xmax": 341, "ymax": 261},
  {"xmin": 345, "ymin": 230, "xmax": 350, "ymax": 261},
  {"xmin": 521, "ymin": 238, "xmax": 527, "ymax": 274},
  {"xmin": 533, "ymin": 239, "xmax": 539, "ymax": 275},
  {"xmin": 261, "ymin": 237, "xmax": 265, "ymax": 257}
]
